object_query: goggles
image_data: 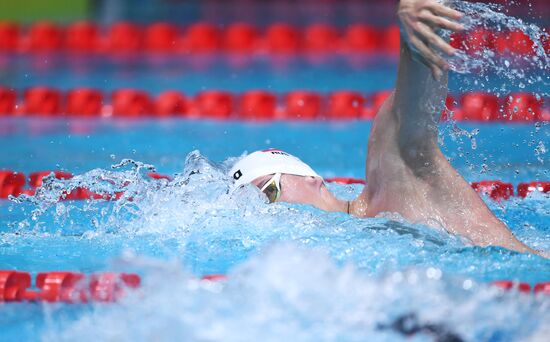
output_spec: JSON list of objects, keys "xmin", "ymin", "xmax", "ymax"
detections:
[{"xmin": 259, "ymin": 173, "xmax": 281, "ymax": 203}]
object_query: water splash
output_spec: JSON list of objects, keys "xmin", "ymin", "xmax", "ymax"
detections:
[
  {"xmin": 8, "ymin": 151, "xmax": 247, "ymax": 236},
  {"xmin": 43, "ymin": 244, "xmax": 550, "ymax": 342},
  {"xmin": 446, "ymin": 1, "xmax": 549, "ymax": 96}
]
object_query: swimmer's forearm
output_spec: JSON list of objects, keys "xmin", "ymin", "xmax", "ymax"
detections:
[
  {"xmin": 389, "ymin": 0, "xmax": 463, "ymax": 171},
  {"xmin": 391, "ymin": 41, "xmax": 448, "ymax": 171}
]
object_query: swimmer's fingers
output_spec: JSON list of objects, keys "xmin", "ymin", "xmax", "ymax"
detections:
[
  {"xmin": 428, "ymin": 2, "xmax": 463, "ymax": 21},
  {"xmin": 408, "ymin": 35, "xmax": 445, "ymax": 80},
  {"xmin": 418, "ymin": 9, "xmax": 464, "ymax": 33},
  {"xmin": 415, "ymin": 21, "xmax": 456, "ymax": 56}
]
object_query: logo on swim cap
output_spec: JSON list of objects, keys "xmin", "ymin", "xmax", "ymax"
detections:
[
  {"xmin": 228, "ymin": 149, "xmax": 321, "ymax": 189},
  {"xmin": 262, "ymin": 149, "xmax": 290, "ymax": 156}
]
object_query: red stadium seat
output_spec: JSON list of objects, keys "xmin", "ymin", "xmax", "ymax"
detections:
[
  {"xmin": 194, "ymin": 91, "xmax": 233, "ymax": 119},
  {"xmin": 266, "ymin": 23, "xmax": 299, "ymax": 53},
  {"xmin": 460, "ymin": 92, "xmax": 499, "ymax": 121},
  {"xmin": 66, "ymin": 21, "xmax": 99, "ymax": 52},
  {"xmin": 111, "ymin": 89, "xmax": 152, "ymax": 117},
  {"xmin": 224, "ymin": 23, "xmax": 259, "ymax": 52},
  {"xmin": 154, "ymin": 91, "xmax": 188, "ymax": 116},
  {"xmin": 144, "ymin": 22, "xmax": 178, "ymax": 52},
  {"xmin": 23, "ymin": 87, "xmax": 62, "ymax": 115},
  {"xmin": 328, "ymin": 91, "xmax": 365, "ymax": 119},
  {"xmin": 0, "ymin": 22, "xmax": 20, "ymax": 51},
  {"xmin": 303, "ymin": 24, "xmax": 339, "ymax": 52},
  {"xmin": 240, "ymin": 91, "xmax": 276, "ymax": 120},
  {"xmin": 283, "ymin": 91, "xmax": 321, "ymax": 119},
  {"xmin": 66, "ymin": 88, "xmax": 103, "ymax": 116}
]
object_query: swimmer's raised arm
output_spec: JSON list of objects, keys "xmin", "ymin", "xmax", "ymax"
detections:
[
  {"xmin": 392, "ymin": 0, "xmax": 462, "ymax": 168},
  {"xmin": 359, "ymin": 0, "xmax": 542, "ymax": 256}
]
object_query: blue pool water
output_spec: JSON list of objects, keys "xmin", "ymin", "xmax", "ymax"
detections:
[{"xmin": 0, "ymin": 116, "xmax": 549, "ymax": 341}]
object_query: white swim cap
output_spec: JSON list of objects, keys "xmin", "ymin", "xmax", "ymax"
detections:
[{"xmin": 229, "ymin": 149, "xmax": 321, "ymax": 188}]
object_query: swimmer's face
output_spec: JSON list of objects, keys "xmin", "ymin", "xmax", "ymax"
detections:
[{"xmin": 252, "ymin": 173, "xmax": 343, "ymax": 212}]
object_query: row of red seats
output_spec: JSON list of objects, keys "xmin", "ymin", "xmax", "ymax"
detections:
[
  {"xmin": 1, "ymin": 21, "xmax": 547, "ymax": 56},
  {"xmin": 0, "ymin": 269, "xmax": 547, "ymax": 304},
  {"xmin": 0, "ymin": 270, "xmax": 140, "ymax": 303},
  {"xmin": 0, "ymin": 21, "xmax": 400, "ymax": 54},
  {"xmin": 0, "ymin": 170, "xmax": 548, "ymax": 201},
  {"xmin": 0, "ymin": 87, "xmax": 547, "ymax": 121}
]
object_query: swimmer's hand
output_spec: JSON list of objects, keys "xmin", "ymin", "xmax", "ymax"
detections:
[{"xmin": 398, "ymin": 0, "xmax": 464, "ymax": 80}]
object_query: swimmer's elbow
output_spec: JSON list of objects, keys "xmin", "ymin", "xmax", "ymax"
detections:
[{"xmin": 397, "ymin": 130, "xmax": 440, "ymax": 178}]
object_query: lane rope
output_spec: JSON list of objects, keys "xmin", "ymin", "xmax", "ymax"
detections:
[
  {"xmin": 0, "ymin": 170, "xmax": 548, "ymax": 201},
  {"xmin": 0, "ymin": 88, "xmax": 547, "ymax": 121},
  {"xmin": 0, "ymin": 21, "xmax": 547, "ymax": 57},
  {"xmin": 0, "ymin": 270, "xmax": 547, "ymax": 304}
]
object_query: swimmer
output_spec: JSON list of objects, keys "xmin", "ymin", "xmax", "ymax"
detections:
[{"xmin": 230, "ymin": 0, "xmax": 544, "ymax": 256}]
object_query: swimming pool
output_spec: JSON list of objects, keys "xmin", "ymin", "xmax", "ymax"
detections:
[
  {"xmin": 1, "ymin": 14, "xmax": 550, "ymax": 342},
  {"xmin": 1, "ymin": 113, "xmax": 549, "ymax": 340}
]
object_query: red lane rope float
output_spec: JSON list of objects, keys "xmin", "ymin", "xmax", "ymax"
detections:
[
  {"xmin": 283, "ymin": 91, "xmax": 322, "ymax": 120},
  {"xmin": 0, "ymin": 88, "xmax": 16, "ymax": 114},
  {"xmin": 491, "ymin": 280, "xmax": 532, "ymax": 293},
  {"xmin": 471, "ymin": 181, "xmax": 515, "ymax": 201},
  {"xmin": 66, "ymin": 88, "xmax": 104, "ymax": 117},
  {"xmin": 304, "ymin": 24, "xmax": 339, "ymax": 52},
  {"xmin": 517, "ymin": 182, "xmax": 550, "ymax": 198},
  {"xmin": 0, "ymin": 270, "xmax": 140, "ymax": 303},
  {"xmin": 66, "ymin": 21, "xmax": 100, "ymax": 52},
  {"xmin": 326, "ymin": 177, "xmax": 366, "ymax": 185},
  {"xmin": 0, "ymin": 171, "xmax": 549, "ymax": 201},
  {"xmin": 0, "ymin": 22, "xmax": 20, "ymax": 51},
  {"xmin": 1, "ymin": 87, "xmax": 547, "ymax": 122},
  {"xmin": 0, "ymin": 21, "xmax": 404, "ymax": 55},
  {"xmin": 534, "ymin": 282, "xmax": 550, "ymax": 294},
  {"xmin": 2, "ymin": 21, "xmax": 545, "ymax": 57},
  {"xmin": 224, "ymin": 23, "xmax": 259, "ymax": 52},
  {"xmin": 0, "ymin": 171, "xmax": 25, "ymax": 198},
  {"xmin": 144, "ymin": 22, "xmax": 178, "ymax": 52},
  {"xmin": 0, "ymin": 270, "xmax": 547, "ymax": 304}
]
